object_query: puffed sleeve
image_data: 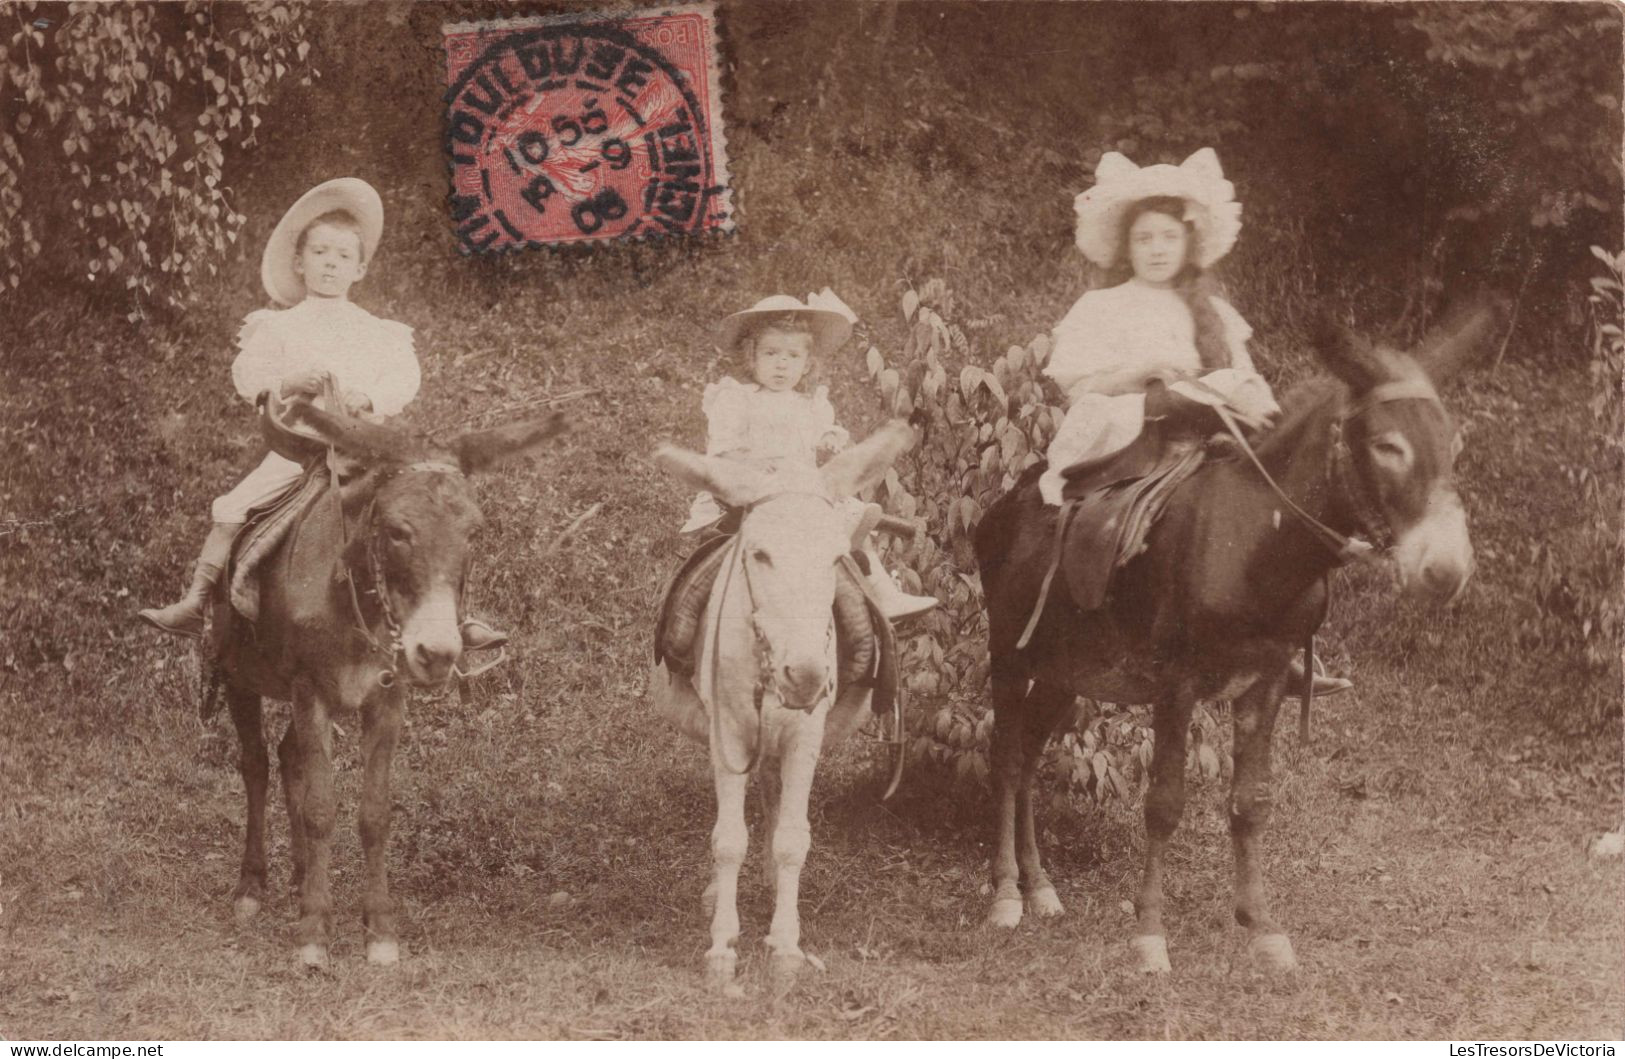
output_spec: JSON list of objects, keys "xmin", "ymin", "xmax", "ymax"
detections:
[
  {"xmin": 1044, "ymin": 290, "xmax": 1143, "ymax": 400},
  {"xmin": 701, "ymin": 377, "xmax": 751, "ymax": 457},
  {"xmin": 230, "ymin": 309, "xmax": 288, "ymax": 405},
  {"xmin": 809, "ymin": 385, "xmax": 850, "ymax": 451},
  {"xmin": 364, "ymin": 319, "xmax": 421, "ymax": 417}
]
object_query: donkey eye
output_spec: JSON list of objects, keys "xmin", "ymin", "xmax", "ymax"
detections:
[
  {"xmin": 1368, "ymin": 434, "xmax": 1412, "ymax": 468},
  {"xmin": 750, "ymin": 549, "xmax": 773, "ymax": 567},
  {"xmin": 385, "ymin": 525, "xmax": 413, "ymax": 546}
]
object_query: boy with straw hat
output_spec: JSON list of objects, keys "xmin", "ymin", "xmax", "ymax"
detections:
[{"xmin": 140, "ymin": 178, "xmax": 505, "ymax": 652}]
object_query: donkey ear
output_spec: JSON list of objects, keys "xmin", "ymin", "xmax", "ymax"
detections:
[
  {"xmin": 653, "ymin": 445, "xmax": 766, "ymax": 508},
  {"xmin": 450, "ymin": 411, "xmax": 567, "ymax": 475},
  {"xmin": 1310, "ymin": 311, "xmax": 1391, "ymax": 391},
  {"xmin": 274, "ymin": 395, "xmax": 418, "ymax": 463},
  {"xmin": 1413, "ymin": 294, "xmax": 1509, "ymax": 386},
  {"xmin": 820, "ymin": 419, "xmax": 918, "ymax": 499}
]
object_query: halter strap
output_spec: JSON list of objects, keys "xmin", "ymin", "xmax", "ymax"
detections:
[
  {"xmin": 329, "ymin": 455, "xmax": 469, "ymax": 687},
  {"xmin": 1343, "ymin": 377, "xmax": 1440, "ymax": 424},
  {"xmin": 1217, "ymin": 378, "xmax": 1446, "ymax": 565}
]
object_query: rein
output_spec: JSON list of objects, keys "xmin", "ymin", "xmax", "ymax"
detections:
[{"xmin": 1214, "ymin": 376, "xmax": 1444, "ymax": 565}]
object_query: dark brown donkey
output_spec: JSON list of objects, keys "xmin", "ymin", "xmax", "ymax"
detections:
[
  {"xmin": 213, "ymin": 397, "xmax": 564, "ymax": 967},
  {"xmin": 973, "ymin": 303, "xmax": 1499, "ymax": 974}
]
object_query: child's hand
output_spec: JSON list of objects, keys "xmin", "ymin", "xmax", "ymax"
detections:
[
  {"xmin": 338, "ymin": 388, "xmax": 374, "ymax": 417},
  {"xmin": 816, "ymin": 429, "xmax": 849, "ymax": 457},
  {"xmin": 279, "ymin": 369, "xmax": 333, "ymax": 399}
]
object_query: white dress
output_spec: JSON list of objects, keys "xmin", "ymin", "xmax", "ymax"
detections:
[
  {"xmin": 212, "ymin": 298, "xmax": 420, "ymax": 523},
  {"xmin": 680, "ymin": 378, "xmax": 851, "ymax": 532},
  {"xmin": 1038, "ymin": 280, "xmax": 1279, "ymax": 505}
]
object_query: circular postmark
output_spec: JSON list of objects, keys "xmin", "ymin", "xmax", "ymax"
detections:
[{"xmin": 443, "ymin": 14, "xmax": 730, "ymax": 251}]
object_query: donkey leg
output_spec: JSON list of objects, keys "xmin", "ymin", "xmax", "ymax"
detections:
[
  {"xmin": 290, "ymin": 686, "xmax": 337, "ymax": 967},
  {"xmin": 705, "ymin": 767, "xmax": 749, "ymax": 989},
  {"xmin": 1018, "ymin": 682, "xmax": 1074, "ymax": 920},
  {"xmin": 1231, "ymin": 674, "xmax": 1297, "ymax": 972},
  {"xmin": 758, "ymin": 768, "xmax": 781, "ymax": 892},
  {"xmin": 986, "ymin": 662, "xmax": 1028, "ymax": 929},
  {"xmin": 224, "ymin": 685, "xmax": 268, "ymax": 923},
  {"xmin": 1133, "ymin": 685, "xmax": 1197, "ymax": 974},
  {"xmin": 359, "ymin": 690, "xmax": 404, "ymax": 966},
  {"xmin": 765, "ymin": 725, "xmax": 823, "ymax": 980},
  {"xmin": 277, "ymin": 724, "xmax": 306, "ymax": 903}
]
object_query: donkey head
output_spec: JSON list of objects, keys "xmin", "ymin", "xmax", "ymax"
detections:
[
  {"xmin": 280, "ymin": 400, "xmax": 567, "ymax": 685},
  {"xmin": 1314, "ymin": 299, "xmax": 1502, "ymax": 605},
  {"xmin": 656, "ymin": 420, "xmax": 915, "ymax": 710}
]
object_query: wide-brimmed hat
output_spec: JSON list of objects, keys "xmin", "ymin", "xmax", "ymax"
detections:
[
  {"xmin": 261, "ymin": 177, "xmax": 384, "ymax": 306},
  {"xmin": 716, "ymin": 289, "xmax": 858, "ymax": 359},
  {"xmin": 1073, "ymin": 147, "xmax": 1242, "ymax": 270}
]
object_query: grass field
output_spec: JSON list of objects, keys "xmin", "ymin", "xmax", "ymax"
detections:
[{"xmin": 2, "ymin": 5, "xmax": 1621, "ymax": 1038}]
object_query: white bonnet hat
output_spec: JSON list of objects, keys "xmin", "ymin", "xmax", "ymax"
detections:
[{"xmin": 1073, "ymin": 147, "xmax": 1242, "ymax": 269}]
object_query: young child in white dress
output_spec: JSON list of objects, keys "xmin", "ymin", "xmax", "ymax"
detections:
[
  {"xmin": 139, "ymin": 178, "xmax": 503, "ymax": 651},
  {"xmin": 1039, "ymin": 148, "xmax": 1278, "ymax": 506},
  {"xmin": 683, "ymin": 291, "xmax": 937, "ymax": 622},
  {"xmin": 1039, "ymin": 147, "xmax": 1350, "ymax": 696}
]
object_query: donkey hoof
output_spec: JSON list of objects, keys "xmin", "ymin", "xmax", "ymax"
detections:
[
  {"xmin": 232, "ymin": 895, "xmax": 261, "ymax": 923},
  {"xmin": 366, "ymin": 940, "xmax": 401, "ymax": 966},
  {"xmin": 986, "ymin": 896, "xmax": 1024, "ymax": 930},
  {"xmin": 1249, "ymin": 933, "xmax": 1298, "ymax": 972},
  {"xmin": 1131, "ymin": 934, "xmax": 1171, "ymax": 975},
  {"xmin": 705, "ymin": 951, "xmax": 737, "ymax": 990},
  {"xmin": 1027, "ymin": 885, "xmax": 1065, "ymax": 919},
  {"xmin": 298, "ymin": 943, "xmax": 329, "ymax": 969},
  {"xmin": 769, "ymin": 950, "xmax": 806, "ymax": 981}
]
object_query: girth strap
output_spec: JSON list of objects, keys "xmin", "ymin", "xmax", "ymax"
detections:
[{"xmin": 1016, "ymin": 499, "xmax": 1078, "ymax": 651}]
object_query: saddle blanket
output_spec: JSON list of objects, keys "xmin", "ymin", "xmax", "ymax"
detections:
[
  {"xmin": 1060, "ymin": 436, "xmax": 1206, "ymax": 614},
  {"xmin": 227, "ymin": 466, "xmax": 330, "ymax": 622}
]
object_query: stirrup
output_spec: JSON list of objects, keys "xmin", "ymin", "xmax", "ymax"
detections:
[
  {"xmin": 460, "ymin": 618, "xmax": 509, "ymax": 652},
  {"xmin": 1296, "ymin": 655, "xmax": 1354, "ymax": 699}
]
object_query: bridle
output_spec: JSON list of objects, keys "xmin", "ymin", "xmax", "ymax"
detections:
[
  {"xmin": 705, "ymin": 491, "xmax": 840, "ymax": 776},
  {"xmin": 331, "ymin": 450, "xmax": 481, "ymax": 689},
  {"xmin": 1215, "ymin": 376, "xmax": 1447, "ymax": 565}
]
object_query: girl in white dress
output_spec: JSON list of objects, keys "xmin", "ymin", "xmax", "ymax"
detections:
[
  {"xmin": 683, "ymin": 291, "xmax": 937, "ymax": 621},
  {"xmin": 1039, "ymin": 148, "xmax": 1351, "ymax": 696},
  {"xmin": 1039, "ymin": 147, "xmax": 1278, "ymax": 506}
]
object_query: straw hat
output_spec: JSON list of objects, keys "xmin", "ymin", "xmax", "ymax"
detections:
[
  {"xmin": 1073, "ymin": 148, "xmax": 1242, "ymax": 270},
  {"xmin": 261, "ymin": 178, "xmax": 384, "ymax": 306},
  {"xmin": 716, "ymin": 288, "xmax": 858, "ymax": 359}
]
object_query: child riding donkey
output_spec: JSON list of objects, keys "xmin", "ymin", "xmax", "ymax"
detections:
[
  {"xmin": 139, "ymin": 178, "xmax": 505, "ymax": 654},
  {"xmin": 679, "ymin": 290, "xmax": 938, "ymax": 621},
  {"xmin": 1038, "ymin": 148, "xmax": 1352, "ymax": 698}
]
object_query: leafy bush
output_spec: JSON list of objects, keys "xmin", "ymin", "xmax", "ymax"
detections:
[
  {"xmin": 865, "ymin": 280, "xmax": 1227, "ymax": 802},
  {"xmin": 0, "ymin": 1, "xmax": 315, "ymax": 310},
  {"xmin": 1526, "ymin": 247, "xmax": 1625, "ymax": 702}
]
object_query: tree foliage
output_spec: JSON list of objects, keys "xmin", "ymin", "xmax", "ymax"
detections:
[{"xmin": 0, "ymin": 1, "xmax": 315, "ymax": 310}]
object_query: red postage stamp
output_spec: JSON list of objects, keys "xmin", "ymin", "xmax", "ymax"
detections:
[{"xmin": 441, "ymin": 3, "xmax": 733, "ymax": 253}]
